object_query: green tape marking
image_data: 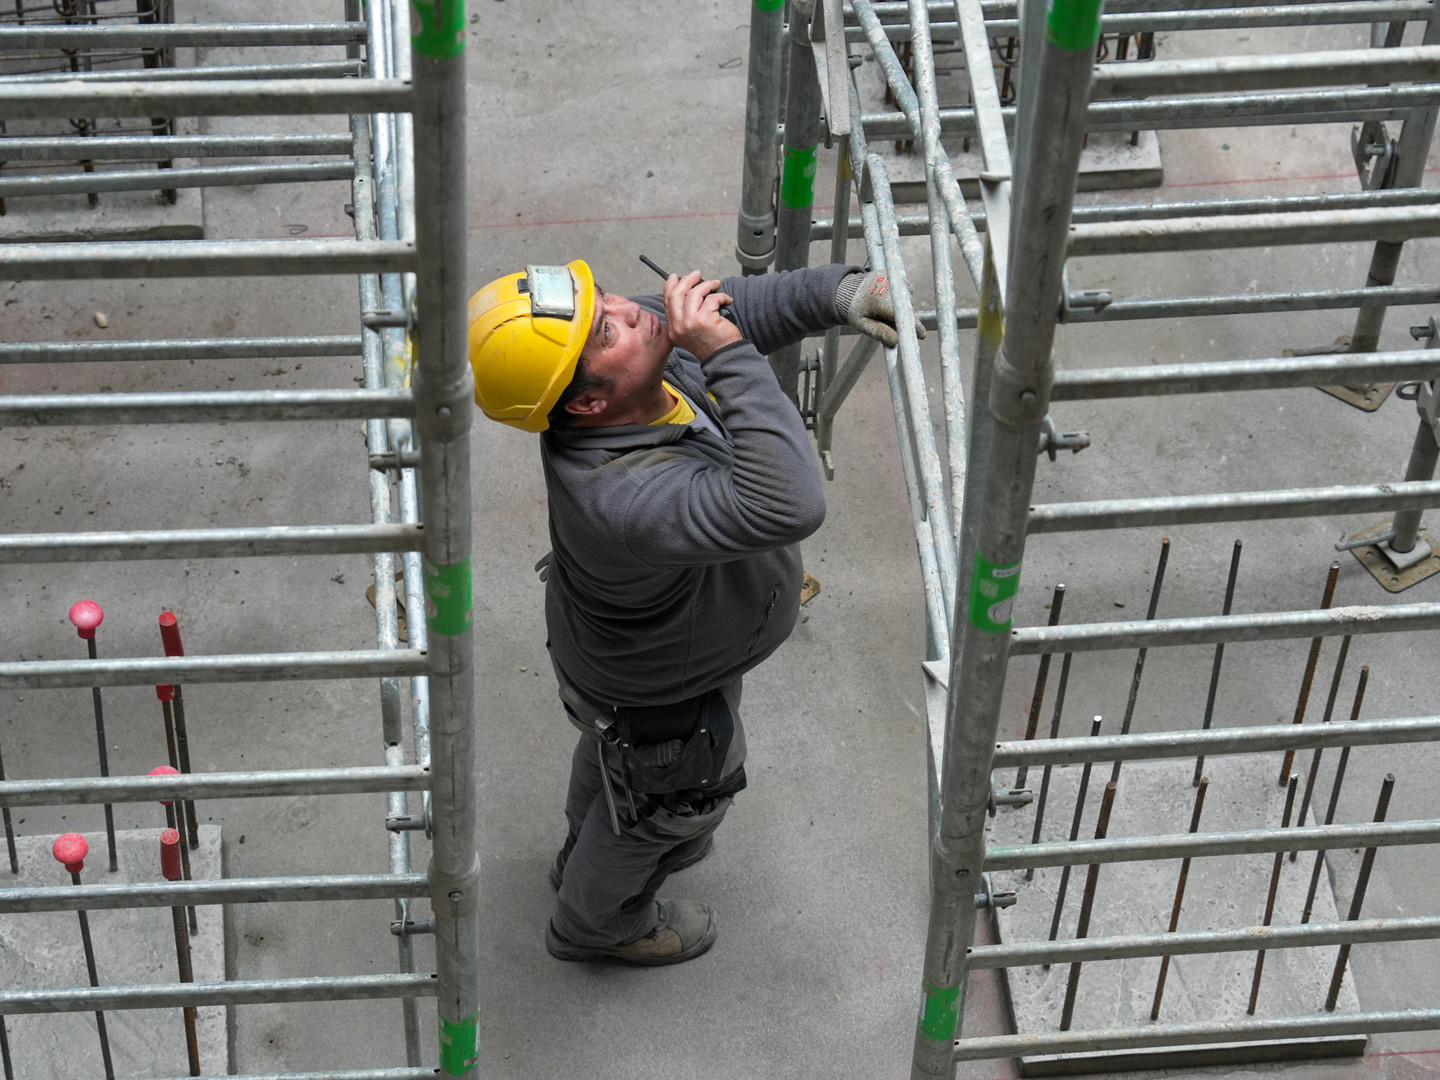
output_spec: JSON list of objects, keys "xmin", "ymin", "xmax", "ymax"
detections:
[
  {"xmin": 411, "ymin": 0, "xmax": 466, "ymax": 59},
  {"xmin": 968, "ymin": 553, "xmax": 1022, "ymax": 633},
  {"xmin": 1046, "ymin": 0, "xmax": 1105, "ymax": 51},
  {"xmin": 780, "ymin": 143, "xmax": 818, "ymax": 209},
  {"xmin": 425, "ymin": 558, "xmax": 474, "ymax": 637},
  {"xmin": 755, "ymin": 0, "xmax": 785, "ymax": 9},
  {"xmin": 918, "ymin": 981, "xmax": 962, "ymax": 1042},
  {"xmin": 439, "ymin": 1013, "xmax": 478, "ymax": 1075}
]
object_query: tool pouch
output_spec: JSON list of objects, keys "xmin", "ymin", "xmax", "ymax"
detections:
[{"xmin": 613, "ymin": 690, "xmax": 732, "ymax": 795}]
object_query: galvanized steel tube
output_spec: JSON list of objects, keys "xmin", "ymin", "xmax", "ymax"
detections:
[
  {"xmin": 985, "ymin": 817, "xmax": 1440, "ymax": 871},
  {"xmin": 1028, "ymin": 479, "xmax": 1440, "ymax": 532},
  {"xmin": 0, "ymin": 336, "xmax": 359, "ymax": 364},
  {"xmin": 951, "ymin": 1007, "xmax": 1440, "ymax": 1061},
  {"xmin": 0, "ymin": 79, "xmax": 412, "ymax": 120},
  {"xmin": 0, "ymin": 874, "xmax": 431, "ymax": 914},
  {"xmin": 0, "ymin": 650, "xmax": 428, "ymax": 690},
  {"xmin": 0, "ymin": 162, "xmax": 354, "ymax": 199},
  {"xmin": 0, "ymin": 22, "xmax": 366, "ymax": 48},
  {"xmin": 0, "ymin": 524, "xmax": 424, "ymax": 563},
  {"xmin": 1051, "ymin": 350, "xmax": 1440, "ymax": 398},
  {"xmin": 0, "ymin": 767, "xmax": 430, "ymax": 808},
  {"xmin": 1068, "ymin": 205, "xmax": 1440, "ymax": 256},
  {"xmin": 736, "ymin": 0, "xmax": 785, "ymax": 272},
  {"xmin": 0, "ymin": 975, "xmax": 437, "ymax": 1014},
  {"xmin": 0, "ymin": 388, "xmax": 415, "ymax": 426},
  {"xmin": 0, "ymin": 134, "xmax": 353, "ymax": 161},
  {"xmin": 0, "ymin": 239, "xmax": 416, "ymax": 281},
  {"xmin": 1091, "ymin": 43, "xmax": 1440, "ymax": 97},
  {"xmin": 1010, "ymin": 603, "xmax": 1440, "ymax": 655}
]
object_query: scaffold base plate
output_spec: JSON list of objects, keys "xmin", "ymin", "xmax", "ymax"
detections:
[
  {"xmin": 0, "ymin": 825, "xmax": 226, "ymax": 1079},
  {"xmin": 1347, "ymin": 521, "xmax": 1440, "ymax": 592},
  {"xmin": 986, "ymin": 757, "xmax": 1364, "ymax": 1076}
]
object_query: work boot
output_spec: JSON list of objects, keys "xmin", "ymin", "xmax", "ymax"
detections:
[
  {"xmin": 544, "ymin": 899, "xmax": 718, "ymax": 966},
  {"xmin": 548, "ymin": 831, "xmax": 713, "ymax": 891}
]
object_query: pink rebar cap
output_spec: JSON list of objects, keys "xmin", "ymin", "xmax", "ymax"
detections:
[
  {"xmin": 160, "ymin": 828, "xmax": 182, "ymax": 881},
  {"xmin": 68, "ymin": 600, "xmax": 104, "ymax": 640},
  {"xmin": 52, "ymin": 833, "xmax": 88, "ymax": 873},
  {"xmin": 156, "ymin": 612, "xmax": 184, "ymax": 701},
  {"xmin": 150, "ymin": 764, "xmax": 179, "ymax": 805}
]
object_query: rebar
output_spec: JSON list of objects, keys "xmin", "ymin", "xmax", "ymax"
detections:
[
  {"xmin": 1292, "ymin": 635, "xmax": 1352, "ymax": 860},
  {"xmin": 1326, "ymin": 773, "xmax": 1395, "ymax": 1010},
  {"xmin": 1280, "ymin": 563, "xmax": 1342, "ymax": 783},
  {"xmin": 161, "ymin": 704, "xmax": 197, "ymax": 931},
  {"xmin": 1015, "ymin": 583, "xmax": 1065, "ymax": 789},
  {"xmin": 0, "ymin": 739, "xmax": 16, "ymax": 874},
  {"xmin": 1060, "ymin": 781, "xmax": 1119, "ymax": 1031},
  {"xmin": 72, "ymin": 610, "xmax": 119, "ymax": 873},
  {"xmin": 1194, "ymin": 541, "xmax": 1242, "ymax": 785},
  {"xmin": 1110, "ymin": 538, "xmax": 1170, "ymax": 785},
  {"xmin": 1026, "ymin": 650, "xmax": 1073, "ymax": 881},
  {"xmin": 1248, "ymin": 775, "xmax": 1300, "ymax": 1013},
  {"xmin": 160, "ymin": 829, "xmax": 200, "ymax": 1076},
  {"xmin": 1304, "ymin": 664, "xmax": 1369, "ymax": 923},
  {"xmin": 1047, "ymin": 717, "xmax": 1103, "ymax": 953},
  {"xmin": 1151, "ymin": 777, "xmax": 1209, "ymax": 1020}
]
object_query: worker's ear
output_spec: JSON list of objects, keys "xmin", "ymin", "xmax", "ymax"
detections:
[{"xmin": 563, "ymin": 392, "xmax": 608, "ymax": 418}]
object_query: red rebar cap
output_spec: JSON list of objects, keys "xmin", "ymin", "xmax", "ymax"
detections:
[
  {"xmin": 156, "ymin": 612, "xmax": 184, "ymax": 701},
  {"xmin": 160, "ymin": 828, "xmax": 182, "ymax": 881},
  {"xmin": 150, "ymin": 764, "xmax": 179, "ymax": 805},
  {"xmin": 68, "ymin": 600, "xmax": 104, "ymax": 640},
  {"xmin": 52, "ymin": 833, "xmax": 88, "ymax": 873},
  {"xmin": 158, "ymin": 611, "xmax": 185, "ymax": 657}
]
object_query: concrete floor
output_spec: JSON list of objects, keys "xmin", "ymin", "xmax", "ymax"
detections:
[{"xmin": 2, "ymin": 2, "xmax": 1439, "ymax": 1079}]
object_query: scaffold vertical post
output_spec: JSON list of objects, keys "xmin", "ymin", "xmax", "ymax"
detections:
[
  {"xmin": 1346, "ymin": 5, "xmax": 1440, "ymax": 354},
  {"xmin": 409, "ymin": 1, "xmax": 479, "ymax": 1075},
  {"xmin": 736, "ymin": 0, "xmax": 786, "ymax": 275},
  {"xmin": 771, "ymin": 0, "xmax": 822, "ymax": 404},
  {"xmin": 911, "ymin": 0, "xmax": 1101, "ymax": 1074}
]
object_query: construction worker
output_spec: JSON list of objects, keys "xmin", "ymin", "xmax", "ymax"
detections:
[{"xmin": 467, "ymin": 260, "xmax": 918, "ymax": 965}]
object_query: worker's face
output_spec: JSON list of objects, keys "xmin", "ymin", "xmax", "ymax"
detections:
[{"xmin": 578, "ymin": 286, "xmax": 672, "ymax": 403}]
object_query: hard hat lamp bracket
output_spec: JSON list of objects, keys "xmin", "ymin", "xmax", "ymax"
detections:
[{"xmin": 525, "ymin": 265, "xmax": 578, "ymax": 320}]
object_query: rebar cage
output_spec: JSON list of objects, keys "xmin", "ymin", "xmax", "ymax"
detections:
[
  {"xmin": 0, "ymin": 2, "xmax": 476, "ymax": 1077},
  {"xmin": 734, "ymin": 0, "xmax": 1440, "ymax": 1076}
]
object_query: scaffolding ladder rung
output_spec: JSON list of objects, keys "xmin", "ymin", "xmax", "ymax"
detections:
[
  {"xmin": 1028, "ymin": 480, "xmax": 1440, "ymax": 532},
  {"xmin": 0, "ymin": 388, "xmax": 415, "ymax": 426},
  {"xmin": 0, "ymin": 239, "xmax": 416, "ymax": 281},
  {"xmin": 0, "ymin": 134, "xmax": 355, "ymax": 162},
  {"xmin": 0, "ymin": 765, "xmax": 431, "ymax": 808},
  {"xmin": 1093, "ymin": 43, "xmax": 1440, "ymax": 97},
  {"xmin": 0, "ymin": 872, "xmax": 430, "ymax": 914},
  {"xmin": 148, "ymin": 1070, "xmax": 436, "ymax": 1080},
  {"xmin": 0, "ymin": 60, "xmax": 364, "ymax": 86},
  {"xmin": 0, "ymin": 22, "xmax": 369, "ymax": 50},
  {"xmin": 953, "ymin": 1007, "xmax": 1440, "ymax": 1061},
  {"xmin": 968, "ymin": 913, "xmax": 1440, "ymax": 969},
  {"xmin": 0, "ymin": 649, "xmax": 428, "ymax": 690},
  {"xmin": 1010, "ymin": 602, "xmax": 1440, "ymax": 655},
  {"xmin": 0, "ymin": 973, "xmax": 436, "ymax": 1014},
  {"xmin": 0, "ymin": 78, "xmax": 413, "ymax": 121},
  {"xmin": 1052, "ymin": 350, "xmax": 1440, "ymax": 398},
  {"xmin": 991, "ymin": 714, "xmax": 1440, "ymax": 768},
  {"xmin": 0, "ymin": 162, "xmax": 355, "ymax": 199},
  {"xmin": 0, "ymin": 336, "xmax": 362, "ymax": 364},
  {"xmin": 0, "ymin": 523, "xmax": 425, "ymax": 563},
  {"xmin": 986, "ymin": 818, "xmax": 1440, "ymax": 871}
]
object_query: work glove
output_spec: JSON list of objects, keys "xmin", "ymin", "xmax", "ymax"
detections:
[{"xmin": 835, "ymin": 269, "xmax": 927, "ymax": 349}]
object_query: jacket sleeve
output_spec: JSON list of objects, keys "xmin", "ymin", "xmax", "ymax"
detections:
[
  {"xmin": 619, "ymin": 336, "xmax": 827, "ymax": 568},
  {"xmin": 723, "ymin": 263, "xmax": 858, "ymax": 357}
]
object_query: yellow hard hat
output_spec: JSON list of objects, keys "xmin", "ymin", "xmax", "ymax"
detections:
[{"xmin": 467, "ymin": 259, "xmax": 596, "ymax": 432}]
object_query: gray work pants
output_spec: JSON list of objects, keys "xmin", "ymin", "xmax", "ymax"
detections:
[{"xmin": 550, "ymin": 679, "xmax": 745, "ymax": 947}]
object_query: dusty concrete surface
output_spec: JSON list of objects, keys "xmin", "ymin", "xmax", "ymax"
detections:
[
  {"xmin": 0, "ymin": 827, "xmax": 225, "ymax": 1078},
  {"xmin": 1, "ymin": 3, "xmax": 1439, "ymax": 1080}
]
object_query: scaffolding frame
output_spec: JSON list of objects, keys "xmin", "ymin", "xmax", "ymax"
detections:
[
  {"xmin": 0, "ymin": 2, "xmax": 476, "ymax": 1077},
  {"xmin": 736, "ymin": 0, "xmax": 1440, "ymax": 1076}
]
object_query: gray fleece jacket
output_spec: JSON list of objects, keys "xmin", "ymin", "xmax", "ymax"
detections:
[{"xmin": 540, "ymin": 263, "xmax": 855, "ymax": 707}]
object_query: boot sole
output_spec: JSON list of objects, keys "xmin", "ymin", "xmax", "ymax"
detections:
[{"xmin": 544, "ymin": 913, "xmax": 717, "ymax": 967}]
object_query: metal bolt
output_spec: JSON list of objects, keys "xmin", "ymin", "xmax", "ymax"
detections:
[
  {"xmin": 449, "ymin": 890, "xmax": 462, "ymax": 902},
  {"xmin": 438, "ymin": 406, "xmax": 451, "ymax": 417},
  {"xmin": 1020, "ymin": 390, "xmax": 1036, "ymax": 403}
]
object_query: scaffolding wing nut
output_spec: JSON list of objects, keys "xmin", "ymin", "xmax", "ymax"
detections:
[
  {"xmin": 427, "ymin": 860, "xmax": 481, "ymax": 919},
  {"xmin": 1038, "ymin": 415, "xmax": 1091, "ymax": 462}
]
